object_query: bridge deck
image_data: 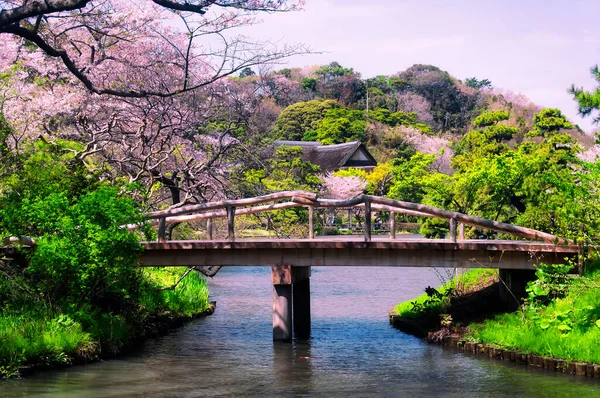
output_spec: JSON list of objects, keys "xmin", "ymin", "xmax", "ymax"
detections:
[{"xmin": 141, "ymin": 237, "xmax": 579, "ymax": 270}]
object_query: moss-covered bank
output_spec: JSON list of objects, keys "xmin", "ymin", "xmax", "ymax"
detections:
[{"xmin": 390, "ymin": 267, "xmax": 600, "ymax": 376}]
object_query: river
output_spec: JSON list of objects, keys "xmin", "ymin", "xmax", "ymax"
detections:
[{"xmin": 2, "ymin": 266, "xmax": 599, "ymax": 397}]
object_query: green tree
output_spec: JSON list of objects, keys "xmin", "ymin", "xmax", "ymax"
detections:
[
  {"xmin": 473, "ymin": 110, "xmax": 510, "ymax": 127},
  {"xmin": 244, "ymin": 145, "xmax": 322, "ymax": 193},
  {"xmin": 465, "ymin": 77, "xmax": 492, "ymax": 90},
  {"xmin": 0, "ymin": 140, "xmax": 144, "ymax": 308},
  {"xmin": 315, "ymin": 61, "xmax": 356, "ymax": 80},
  {"xmin": 452, "ymin": 111, "xmax": 519, "ymax": 171},
  {"xmin": 387, "ymin": 152, "xmax": 447, "ymax": 204},
  {"xmin": 239, "ymin": 67, "xmax": 256, "ymax": 78},
  {"xmin": 301, "ymin": 77, "xmax": 318, "ymax": 92},
  {"xmin": 528, "ymin": 108, "xmax": 573, "ymax": 138},
  {"xmin": 311, "ymin": 108, "xmax": 366, "ymax": 144},
  {"xmin": 271, "ymin": 100, "xmax": 340, "ymax": 141},
  {"xmin": 570, "ymin": 65, "xmax": 600, "ymax": 125}
]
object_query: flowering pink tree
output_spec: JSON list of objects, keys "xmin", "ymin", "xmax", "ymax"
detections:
[
  {"xmin": 398, "ymin": 126, "xmax": 454, "ymax": 174},
  {"xmin": 320, "ymin": 171, "xmax": 367, "ymax": 229},
  {"xmin": 0, "ymin": 0, "xmax": 307, "ymax": 208},
  {"xmin": 394, "ymin": 92, "xmax": 434, "ymax": 125},
  {"xmin": 321, "ymin": 172, "xmax": 366, "ymax": 200},
  {"xmin": 579, "ymin": 144, "xmax": 600, "ymax": 163},
  {"xmin": 0, "ymin": 0, "xmax": 305, "ymax": 97}
]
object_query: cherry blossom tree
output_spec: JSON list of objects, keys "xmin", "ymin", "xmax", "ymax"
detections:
[
  {"xmin": 0, "ymin": 0, "xmax": 306, "ymax": 98},
  {"xmin": 0, "ymin": 0, "xmax": 308, "ymax": 210},
  {"xmin": 578, "ymin": 144, "xmax": 600, "ymax": 163},
  {"xmin": 398, "ymin": 126, "xmax": 454, "ymax": 174},
  {"xmin": 394, "ymin": 92, "xmax": 434, "ymax": 126},
  {"xmin": 321, "ymin": 172, "xmax": 366, "ymax": 200}
]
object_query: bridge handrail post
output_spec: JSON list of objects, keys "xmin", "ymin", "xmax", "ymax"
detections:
[
  {"xmin": 364, "ymin": 199, "xmax": 372, "ymax": 242},
  {"xmin": 459, "ymin": 222, "xmax": 464, "ymax": 240},
  {"xmin": 207, "ymin": 218, "xmax": 213, "ymax": 240},
  {"xmin": 449, "ymin": 217, "xmax": 457, "ymax": 242},
  {"xmin": 158, "ymin": 217, "xmax": 166, "ymax": 242},
  {"xmin": 390, "ymin": 211, "xmax": 396, "ymax": 239},
  {"xmin": 227, "ymin": 206, "xmax": 235, "ymax": 242},
  {"xmin": 308, "ymin": 206, "xmax": 315, "ymax": 239}
]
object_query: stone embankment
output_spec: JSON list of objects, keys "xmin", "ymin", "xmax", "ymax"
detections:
[{"xmin": 434, "ymin": 334, "xmax": 600, "ymax": 378}]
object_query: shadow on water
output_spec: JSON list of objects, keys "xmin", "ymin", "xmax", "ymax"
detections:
[{"xmin": 2, "ymin": 266, "xmax": 600, "ymax": 397}]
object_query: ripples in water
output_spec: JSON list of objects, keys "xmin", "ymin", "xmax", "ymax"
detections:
[{"xmin": 2, "ymin": 266, "xmax": 599, "ymax": 397}]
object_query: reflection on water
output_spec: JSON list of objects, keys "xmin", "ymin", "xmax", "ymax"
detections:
[{"xmin": 2, "ymin": 266, "xmax": 599, "ymax": 397}]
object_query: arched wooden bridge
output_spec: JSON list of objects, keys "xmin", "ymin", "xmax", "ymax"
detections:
[
  {"xmin": 133, "ymin": 190, "xmax": 580, "ymax": 341},
  {"xmin": 138, "ymin": 190, "xmax": 579, "ymax": 270}
]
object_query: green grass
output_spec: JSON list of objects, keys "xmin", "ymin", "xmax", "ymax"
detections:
[
  {"xmin": 239, "ymin": 229, "xmax": 274, "ymax": 238},
  {"xmin": 141, "ymin": 267, "xmax": 210, "ymax": 317},
  {"xmin": 468, "ymin": 269, "xmax": 600, "ymax": 363},
  {"xmin": 0, "ymin": 266, "xmax": 210, "ymax": 378},
  {"xmin": 394, "ymin": 268, "xmax": 498, "ymax": 318},
  {"xmin": 0, "ymin": 311, "xmax": 94, "ymax": 377}
]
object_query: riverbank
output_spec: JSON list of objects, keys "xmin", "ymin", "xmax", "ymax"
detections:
[
  {"xmin": 390, "ymin": 268, "xmax": 504, "ymax": 338},
  {"xmin": 390, "ymin": 266, "xmax": 600, "ymax": 377},
  {"xmin": 0, "ymin": 267, "xmax": 213, "ymax": 378}
]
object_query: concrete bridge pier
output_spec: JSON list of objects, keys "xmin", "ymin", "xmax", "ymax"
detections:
[
  {"xmin": 499, "ymin": 268, "xmax": 536, "ymax": 309},
  {"xmin": 272, "ymin": 265, "xmax": 311, "ymax": 342}
]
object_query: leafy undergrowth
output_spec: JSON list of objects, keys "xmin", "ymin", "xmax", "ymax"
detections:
[
  {"xmin": 467, "ymin": 268, "xmax": 600, "ymax": 364},
  {"xmin": 0, "ymin": 142, "xmax": 211, "ymax": 378},
  {"xmin": 0, "ymin": 311, "xmax": 95, "ymax": 378},
  {"xmin": 0, "ymin": 267, "xmax": 210, "ymax": 378},
  {"xmin": 141, "ymin": 267, "xmax": 210, "ymax": 317}
]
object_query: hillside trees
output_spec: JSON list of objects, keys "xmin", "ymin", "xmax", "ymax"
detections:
[
  {"xmin": 395, "ymin": 64, "xmax": 482, "ymax": 133},
  {"xmin": 272, "ymin": 99, "xmax": 432, "ymax": 146},
  {"xmin": 465, "ymin": 77, "xmax": 492, "ymax": 90},
  {"xmin": 314, "ymin": 62, "xmax": 365, "ymax": 106},
  {"xmin": 271, "ymin": 99, "xmax": 340, "ymax": 141},
  {"xmin": 401, "ymin": 107, "xmax": 600, "ymax": 240}
]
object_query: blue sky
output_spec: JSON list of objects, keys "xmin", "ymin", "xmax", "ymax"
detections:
[{"xmin": 237, "ymin": 0, "xmax": 600, "ymax": 132}]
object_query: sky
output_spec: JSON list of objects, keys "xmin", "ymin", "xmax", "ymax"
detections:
[{"xmin": 235, "ymin": 0, "xmax": 600, "ymax": 133}]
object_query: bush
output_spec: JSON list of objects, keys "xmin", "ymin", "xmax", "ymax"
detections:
[
  {"xmin": 0, "ymin": 140, "xmax": 209, "ymax": 377},
  {"xmin": 419, "ymin": 218, "xmax": 449, "ymax": 239}
]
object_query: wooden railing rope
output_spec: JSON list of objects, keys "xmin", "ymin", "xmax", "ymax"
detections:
[
  {"xmin": 147, "ymin": 191, "xmax": 318, "ymax": 220},
  {"xmin": 125, "ymin": 190, "xmax": 567, "ymax": 245}
]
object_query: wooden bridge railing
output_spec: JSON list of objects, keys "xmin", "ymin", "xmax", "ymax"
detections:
[{"xmin": 128, "ymin": 190, "xmax": 567, "ymax": 244}]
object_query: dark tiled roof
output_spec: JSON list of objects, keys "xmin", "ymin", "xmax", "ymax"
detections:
[{"xmin": 273, "ymin": 140, "xmax": 376, "ymax": 172}]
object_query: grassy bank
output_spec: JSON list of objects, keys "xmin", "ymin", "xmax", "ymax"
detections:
[
  {"xmin": 391, "ymin": 268, "xmax": 501, "ymax": 338},
  {"xmin": 0, "ymin": 267, "xmax": 210, "ymax": 378},
  {"xmin": 394, "ymin": 268, "xmax": 499, "ymax": 318},
  {"xmin": 468, "ymin": 268, "xmax": 600, "ymax": 364},
  {"xmin": 392, "ymin": 265, "xmax": 600, "ymax": 365},
  {"xmin": 0, "ymin": 142, "xmax": 215, "ymax": 378}
]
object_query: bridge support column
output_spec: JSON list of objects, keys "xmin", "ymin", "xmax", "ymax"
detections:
[
  {"xmin": 271, "ymin": 264, "xmax": 311, "ymax": 342},
  {"xmin": 273, "ymin": 283, "xmax": 293, "ymax": 342},
  {"xmin": 293, "ymin": 267, "xmax": 311, "ymax": 340},
  {"xmin": 499, "ymin": 269, "xmax": 536, "ymax": 309}
]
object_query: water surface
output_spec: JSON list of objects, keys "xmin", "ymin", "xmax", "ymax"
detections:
[{"xmin": 2, "ymin": 266, "xmax": 599, "ymax": 397}]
